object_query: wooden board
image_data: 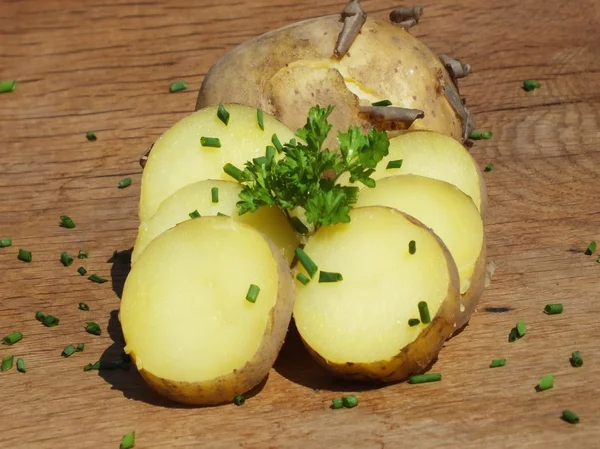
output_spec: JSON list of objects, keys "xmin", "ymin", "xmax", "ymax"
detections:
[{"xmin": 1, "ymin": 0, "xmax": 599, "ymax": 447}]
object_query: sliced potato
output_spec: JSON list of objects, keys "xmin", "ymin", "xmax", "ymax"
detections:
[
  {"xmin": 293, "ymin": 206, "xmax": 460, "ymax": 382},
  {"xmin": 121, "ymin": 217, "xmax": 295, "ymax": 405},
  {"xmin": 355, "ymin": 175, "xmax": 485, "ymax": 330},
  {"xmin": 132, "ymin": 180, "xmax": 299, "ymax": 265},
  {"xmin": 139, "ymin": 104, "xmax": 297, "ymax": 221}
]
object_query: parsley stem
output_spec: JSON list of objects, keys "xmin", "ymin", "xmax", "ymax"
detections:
[
  {"xmin": 0, "ymin": 238, "xmax": 12, "ymax": 247},
  {"xmin": 18, "ymin": 249, "xmax": 32, "ymax": 262},
  {"xmin": 409, "ymin": 373, "xmax": 441, "ymax": 384},
  {"xmin": 0, "ymin": 80, "xmax": 17, "ymax": 93},
  {"xmin": 217, "ymin": 104, "xmax": 230, "ymax": 125},
  {"xmin": 295, "ymin": 248, "xmax": 318, "ymax": 278},
  {"xmin": 2, "ymin": 332, "xmax": 23, "ymax": 345}
]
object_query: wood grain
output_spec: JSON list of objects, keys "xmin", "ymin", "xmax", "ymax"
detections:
[{"xmin": 1, "ymin": 0, "xmax": 600, "ymax": 447}]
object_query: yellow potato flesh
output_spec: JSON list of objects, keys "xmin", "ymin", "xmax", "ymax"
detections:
[
  {"xmin": 132, "ymin": 180, "xmax": 299, "ymax": 265},
  {"xmin": 139, "ymin": 104, "xmax": 297, "ymax": 221},
  {"xmin": 355, "ymin": 175, "xmax": 483, "ymax": 294},
  {"xmin": 121, "ymin": 218, "xmax": 279, "ymax": 383},
  {"xmin": 294, "ymin": 206, "xmax": 452, "ymax": 364}
]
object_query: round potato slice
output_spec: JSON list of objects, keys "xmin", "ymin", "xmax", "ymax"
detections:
[
  {"xmin": 132, "ymin": 180, "xmax": 300, "ymax": 265},
  {"xmin": 355, "ymin": 175, "xmax": 485, "ymax": 330},
  {"xmin": 139, "ymin": 104, "xmax": 297, "ymax": 222},
  {"xmin": 293, "ymin": 206, "xmax": 460, "ymax": 382},
  {"xmin": 121, "ymin": 217, "xmax": 295, "ymax": 405}
]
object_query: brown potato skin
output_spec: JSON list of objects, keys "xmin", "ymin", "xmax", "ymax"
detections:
[
  {"xmin": 297, "ymin": 208, "xmax": 461, "ymax": 383},
  {"xmin": 133, "ymin": 236, "xmax": 295, "ymax": 406}
]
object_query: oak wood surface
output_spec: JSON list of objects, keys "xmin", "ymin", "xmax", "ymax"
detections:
[{"xmin": 1, "ymin": 0, "xmax": 599, "ymax": 447}]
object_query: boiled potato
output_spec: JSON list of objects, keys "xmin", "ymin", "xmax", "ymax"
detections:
[
  {"xmin": 197, "ymin": 15, "xmax": 466, "ymax": 148},
  {"xmin": 132, "ymin": 180, "xmax": 299, "ymax": 265},
  {"xmin": 120, "ymin": 217, "xmax": 295, "ymax": 405},
  {"xmin": 355, "ymin": 175, "xmax": 485, "ymax": 330},
  {"xmin": 139, "ymin": 104, "xmax": 297, "ymax": 221},
  {"xmin": 293, "ymin": 206, "xmax": 460, "ymax": 382}
]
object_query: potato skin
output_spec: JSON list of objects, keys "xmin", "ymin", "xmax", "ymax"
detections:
[
  {"xmin": 132, "ymin": 236, "xmax": 295, "ymax": 406},
  {"xmin": 197, "ymin": 15, "xmax": 465, "ymax": 146}
]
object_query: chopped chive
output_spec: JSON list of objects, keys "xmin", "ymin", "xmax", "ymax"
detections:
[
  {"xmin": 76, "ymin": 343, "xmax": 85, "ymax": 352},
  {"xmin": 233, "ymin": 395, "xmax": 245, "ymax": 406},
  {"xmin": 60, "ymin": 215, "xmax": 76, "ymax": 228},
  {"xmin": 1, "ymin": 355, "xmax": 14, "ymax": 372},
  {"xmin": 120, "ymin": 431, "xmax": 136, "ymax": 449},
  {"xmin": 319, "ymin": 271, "xmax": 343, "ymax": 283},
  {"xmin": 253, "ymin": 156, "xmax": 268, "ymax": 166},
  {"xmin": 211, "ymin": 187, "xmax": 219, "ymax": 203},
  {"xmin": 331, "ymin": 398, "xmax": 344, "ymax": 409},
  {"xmin": 372, "ymin": 99, "xmax": 392, "ymax": 107},
  {"xmin": 489, "ymin": 358, "xmax": 507, "ymax": 368},
  {"xmin": 409, "ymin": 373, "xmax": 441, "ymax": 384},
  {"xmin": 484, "ymin": 163, "xmax": 494, "ymax": 172},
  {"xmin": 88, "ymin": 274, "xmax": 107, "ymax": 284},
  {"xmin": 35, "ymin": 311, "xmax": 45, "ymax": 322},
  {"xmin": 223, "ymin": 163, "xmax": 245, "ymax": 182},
  {"xmin": 538, "ymin": 374, "xmax": 554, "ymax": 391},
  {"xmin": 257, "ymin": 108, "xmax": 264, "ymax": 130},
  {"xmin": 78, "ymin": 302, "xmax": 89, "ymax": 311},
  {"xmin": 523, "ymin": 79, "xmax": 541, "ymax": 92},
  {"xmin": 169, "ymin": 81, "xmax": 187, "ymax": 93},
  {"xmin": 342, "ymin": 395, "xmax": 358, "ymax": 408},
  {"xmin": 408, "ymin": 318, "xmax": 420, "ymax": 327},
  {"xmin": 585, "ymin": 241, "xmax": 597, "ymax": 255},
  {"xmin": 516, "ymin": 319, "xmax": 527, "ymax": 337},
  {"xmin": 544, "ymin": 304, "xmax": 563, "ymax": 315},
  {"xmin": 77, "ymin": 266, "xmax": 87, "ymax": 276},
  {"xmin": 217, "ymin": 104, "xmax": 230, "ymax": 125},
  {"xmin": 296, "ymin": 273, "xmax": 310, "ymax": 285},
  {"xmin": 84, "ymin": 360, "xmax": 128, "ymax": 371},
  {"xmin": 246, "ymin": 284, "xmax": 260, "ymax": 303},
  {"xmin": 408, "ymin": 240, "xmax": 416, "ymax": 254},
  {"xmin": 60, "ymin": 252, "xmax": 74, "ymax": 267},
  {"xmin": 83, "ymin": 363, "xmax": 94, "ymax": 371},
  {"xmin": 78, "ymin": 249, "xmax": 89, "ymax": 259},
  {"xmin": 85, "ymin": 322, "xmax": 102, "ymax": 336},
  {"xmin": 271, "ymin": 134, "xmax": 283, "ymax": 152},
  {"xmin": 200, "ymin": 137, "xmax": 221, "ymax": 148},
  {"xmin": 386, "ymin": 159, "xmax": 403, "ymax": 170},
  {"xmin": 0, "ymin": 80, "xmax": 17, "ymax": 93},
  {"xmin": 561, "ymin": 409, "xmax": 579, "ymax": 424},
  {"xmin": 470, "ymin": 130, "xmax": 493, "ymax": 140},
  {"xmin": 18, "ymin": 249, "xmax": 32, "ymax": 262},
  {"xmin": 418, "ymin": 301, "xmax": 431, "ymax": 324},
  {"xmin": 189, "ymin": 210, "xmax": 201, "ymax": 219},
  {"xmin": 62, "ymin": 345, "xmax": 76, "ymax": 357},
  {"xmin": 216, "ymin": 212, "xmax": 230, "ymax": 217},
  {"xmin": 571, "ymin": 351, "xmax": 583, "ymax": 367},
  {"xmin": 295, "ymin": 248, "xmax": 318, "ymax": 278},
  {"xmin": 266, "ymin": 146, "xmax": 276, "ymax": 163},
  {"xmin": 0, "ymin": 238, "xmax": 12, "ymax": 247},
  {"xmin": 16, "ymin": 358, "xmax": 25, "ymax": 373},
  {"xmin": 508, "ymin": 327, "xmax": 518, "ymax": 342},
  {"xmin": 2, "ymin": 332, "xmax": 23, "ymax": 346},
  {"xmin": 85, "ymin": 131, "xmax": 97, "ymax": 141},
  {"xmin": 482, "ymin": 131, "xmax": 493, "ymax": 139},
  {"xmin": 290, "ymin": 217, "xmax": 309, "ymax": 235},
  {"xmin": 42, "ymin": 315, "xmax": 60, "ymax": 327},
  {"xmin": 118, "ymin": 177, "xmax": 132, "ymax": 189}
]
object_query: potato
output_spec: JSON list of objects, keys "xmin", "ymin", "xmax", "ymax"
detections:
[
  {"xmin": 293, "ymin": 206, "xmax": 460, "ymax": 382},
  {"xmin": 120, "ymin": 217, "xmax": 295, "ymax": 405},
  {"xmin": 196, "ymin": 15, "xmax": 468, "ymax": 149},
  {"xmin": 139, "ymin": 104, "xmax": 297, "ymax": 222},
  {"xmin": 132, "ymin": 180, "xmax": 299, "ymax": 265},
  {"xmin": 355, "ymin": 175, "xmax": 485, "ymax": 330}
]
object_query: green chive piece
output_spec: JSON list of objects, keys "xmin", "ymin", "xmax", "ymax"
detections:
[
  {"xmin": 386, "ymin": 159, "xmax": 403, "ymax": 170},
  {"xmin": 0, "ymin": 80, "xmax": 17, "ymax": 93},
  {"xmin": 561, "ymin": 409, "xmax": 579, "ymax": 424},
  {"xmin": 42, "ymin": 315, "xmax": 60, "ymax": 327},
  {"xmin": 482, "ymin": 131, "xmax": 493, "ymax": 139},
  {"xmin": 469, "ymin": 131, "xmax": 483, "ymax": 140},
  {"xmin": 265, "ymin": 146, "xmax": 276, "ymax": 163},
  {"xmin": 408, "ymin": 240, "xmax": 416, "ymax": 254},
  {"xmin": 217, "ymin": 104, "xmax": 230, "ymax": 125},
  {"xmin": 246, "ymin": 284, "xmax": 260, "ymax": 303},
  {"xmin": 120, "ymin": 431, "xmax": 136, "ymax": 449},
  {"xmin": 189, "ymin": 210, "xmax": 201, "ymax": 219},
  {"xmin": 169, "ymin": 81, "xmax": 187, "ymax": 93},
  {"xmin": 35, "ymin": 311, "xmax": 45, "ymax": 322},
  {"xmin": 211, "ymin": 187, "xmax": 219, "ymax": 203},
  {"xmin": 118, "ymin": 177, "xmax": 132, "ymax": 189},
  {"xmin": 85, "ymin": 131, "xmax": 97, "ymax": 141},
  {"xmin": 200, "ymin": 137, "xmax": 221, "ymax": 148},
  {"xmin": 16, "ymin": 358, "xmax": 25, "ymax": 373},
  {"xmin": 319, "ymin": 271, "xmax": 343, "ymax": 283},
  {"xmin": 0, "ymin": 238, "xmax": 12, "ymax": 247},
  {"xmin": 290, "ymin": 217, "xmax": 309, "ymax": 235},
  {"xmin": 78, "ymin": 302, "xmax": 89, "ymax": 311},
  {"xmin": 233, "ymin": 395, "xmax": 245, "ymax": 406},
  {"xmin": 271, "ymin": 134, "xmax": 283, "ymax": 152},
  {"xmin": 490, "ymin": 358, "xmax": 507, "ymax": 368},
  {"xmin": 257, "ymin": 108, "xmax": 264, "ymax": 131},
  {"xmin": 544, "ymin": 303, "xmax": 563, "ymax": 315},
  {"xmin": 372, "ymin": 99, "xmax": 392, "ymax": 107},
  {"xmin": 1, "ymin": 355, "xmax": 14, "ymax": 372},
  {"xmin": 331, "ymin": 398, "xmax": 344, "ymax": 409},
  {"xmin": 88, "ymin": 274, "xmax": 107, "ymax": 284},
  {"xmin": 223, "ymin": 163, "xmax": 244, "ymax": 182},
  {"xmin": 585, "ymin": 241, "xmax": 597, "ymax": 255},
  {"xmin": 418, "ymin": 301, "xmax": 431, "ymax": 324},
  {"xmin": 60, "ymin": 215, "xmax": 76, "ymax": 228},
  {"xmin": 295, "ymin": 248, "xmax": 318, "ymax": 278},
  {"xmin": 408, "ymin": 318, "xmax": 420, "ymax": 327},
  {"xmin": 216, "ymin": 212, "xmax": 230, "ymax": 217},
  {"xmin": 516, "ymin": 319, "xmax": 527, "ymax": 337},
  {"xmin": 62, "ymin": 345, "xmax": 76, "ymax": 358},
  {"xmin": 342, "ymin": 395, "xmax": 358, "ymax": 408},
  {"xmin": 85, "ymin": 322, "xmax": 102, "ymax": 336},
  {"xmin": 2, "ymin": 332, "xmax": 23, "ymax": 345},
  {"xmin": 76, "ymin": 343, "xmax": 84, "ymax": 352},
  {"xmin": 508, "ymin": 327, "xmax": 518, "ymax": 342},
  {"xmin": 60, "ymin": 252, "xmax": 74, "ymax": 267},
  {"xmin": 571, "ymin": 351, "xmax": 583, "ymax": 368},
  {"xmin": 18, "ymin": 249, "xmax": 32, "ymax": 262},
  {"xmin": 296, "ymin": 273, "xmax": 310, "ymax": 285},
  {"xmin": 83, "ymin": 363, "xmax": 94, "ymax": 371},
  {"xmin": 409, "ymin": 373, "xmax": 441, "ymax": 384},
  {"xmin": 523, "ymin": 79, "xmax": 541, "ymax": 92},
  {"xmin": 538, "ymin": 374, "xmax": 554, "ymax": 391},
  {"xmin": 77, "ymin": 266, "xmax": 87, "ymax": 276},
  {"xmin": 253, "ymin": 156, "xmax": 268, "ymax": 166},
  {"xmin": 484, "ymin": 163, "xmax": 494, "ymax": 172},
  {"xmin": 78, "ymin": 249, "xmax": 88, "ymax": 259}
]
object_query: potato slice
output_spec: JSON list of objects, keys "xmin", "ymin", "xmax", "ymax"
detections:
[
  {"xmin": 293, "ymin": 206, "xmax": 460, "ymax": 382},
  {"xmin": 132, "ymin": 180, "xmax": 299, "ymax": 265},
  {"xmin": 355, "ymin": 175, "xmax": 485, "ymax": 330},
  {"xmin": 121, "ymin": 217, "xmax": 295, "ymax": 405},
  {"xmin": 139, "ymin": 104, "xmax": 297, "ymax": 221}
]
